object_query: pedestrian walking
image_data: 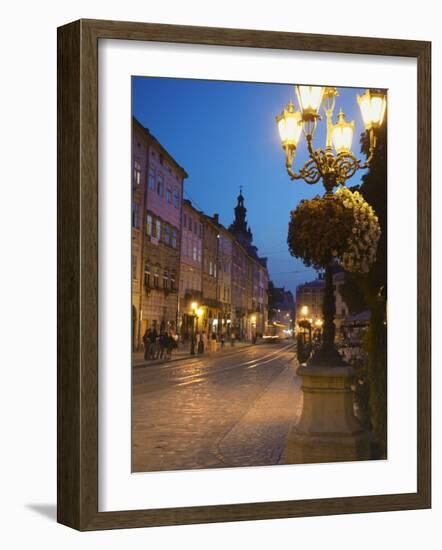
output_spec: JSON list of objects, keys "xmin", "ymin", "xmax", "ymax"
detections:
[
  {"xmin": 148, "ymin": 328, "xmax": 157, "ymax": 360},
  {"xmin": 159, "ymin": 331, "xmax": 168, "ymax": 360},
  {"xmin": 142, "ymin": 328, "xmax": 151, "ymax": 360},
  {"xmin": 165, "ymin": 332, "xmax": 174, "ymax": 361},
  {"xmin": 220, "ymin": 333, "xmax": 225, "ymax": 348},
  {"xmin": 210, "ymin": 332, "xmax": 217, "ymax": 352}
]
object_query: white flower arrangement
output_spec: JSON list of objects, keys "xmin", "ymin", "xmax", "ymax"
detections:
[{"xmin": 336, "ymin": 187, "xmax": 381, "ymax": 273}]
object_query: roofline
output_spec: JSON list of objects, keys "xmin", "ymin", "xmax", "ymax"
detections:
[{"xmin": 132, "ymin": 116, "xmax": 189, "ymax": 179}]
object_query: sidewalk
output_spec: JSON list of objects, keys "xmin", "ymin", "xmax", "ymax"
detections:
[{"xmin": 132, "ymin": 340, "xmax": 254, "ymax": 367}]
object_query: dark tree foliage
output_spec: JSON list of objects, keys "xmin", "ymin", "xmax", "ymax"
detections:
[{"xmin": 341, "ymin": 114, "xmax": 388, "ymax": 455}]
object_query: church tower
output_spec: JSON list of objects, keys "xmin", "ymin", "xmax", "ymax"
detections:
[{"xmin": 228, "ymin": 187, "xmax": 253, "ymax": 248}]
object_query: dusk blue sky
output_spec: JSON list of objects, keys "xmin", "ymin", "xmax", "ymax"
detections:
[{"xmin": 132, "ymin": 77, "xmax": 368, "ymax": 296}]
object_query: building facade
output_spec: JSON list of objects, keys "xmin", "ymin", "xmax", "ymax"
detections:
[
  {"xmin": 132, "ymin": 118, "xmax": 187, "ymax": 350},
  {"xmin": 131, "ymin": 118, "xmax": 269, "ymax": 350},
  {"xmin": 215, "ymin": 220, "xmax": 234, "ymax": 335},
  {"xmin": 178, "ymin": 199, "xmax": 204, "ymax": 338},
  {"xmin": 229, "ymin": 189, "xmax": 269, "ymax": 339},
  {"xmin": 200, "ymin": 214, "xmax": 221, "ymax": 335},
  {"xmin": 295, "ymin": 269, "xmax": 350, "ymax": 342}
]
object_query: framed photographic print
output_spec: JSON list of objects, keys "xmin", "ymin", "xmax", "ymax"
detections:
[{"xmin": 57, "ymin": 19, "xmax": 431, "ymax": 530}]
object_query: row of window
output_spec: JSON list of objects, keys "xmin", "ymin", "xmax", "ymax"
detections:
[
  {"xmin": 131, "ymin": 255, "xmax": 177, "ymax": 290},
  {"xmin": 144, "ymin": 263, "xmax": 176, "ymax": 291},
  {"xmin": 133, "ymin": 159, "xmax": 181, "ymax": 209},
  {"xmin": 133, "ymin": 205, "xmax": 178, "ymax": 249},
  {"xmin": 146, "ymin": 213, "xmax": 178, "ymax": 249},
  {"xmin": 148, "ymin": 166, "xmax": 180, "ymax": 207},
  {"xmin": 181, "ymin": 238, "xmax": 202, "ymax": 263},
  {"xmin": 206, "ymin": 259, "xmax": 217, "ymax": 278},
  {"xmin": 183, "ymin": 212, "xmax": 203, "ymax": 237}
]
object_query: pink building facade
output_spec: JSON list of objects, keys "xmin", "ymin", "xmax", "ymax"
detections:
[
  {"xmin": 132, "ymin": 118, "xmax": 187, "ymax": 350},
  {"xmin": 178, "ymin": 200, "xmax": 204, "ymax": 337}
]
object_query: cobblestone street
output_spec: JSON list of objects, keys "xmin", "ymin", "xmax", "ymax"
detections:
[{"xmin": 132, "ymin": 342, "xmax": 303, "ymax": 472}]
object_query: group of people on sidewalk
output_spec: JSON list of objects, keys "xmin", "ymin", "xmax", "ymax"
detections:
[
  {"xmin": 142, "ymin": 329, "xmax": 178, "ymax": 361},
  {"xmin": 141, "ymin": 328, "xmax": 259, "ymax": 362}
]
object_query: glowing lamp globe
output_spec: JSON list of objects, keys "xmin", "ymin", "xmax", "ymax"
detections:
[
  {"xmin": 357, "ymin": 89, "xmax": 387, "ymax": 131},
  {"xmin": 296, "ymin": 85, "xmax": 324, "ymax": 120},
  {"xmin": 332, "ymin": 109, "xmax": 355, "ymax": 154},
  {"xmin": 276, "ymin": 101, "xmax": 302, "ymax": 149}
]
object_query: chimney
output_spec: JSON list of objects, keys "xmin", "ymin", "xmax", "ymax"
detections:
[{"xmin": 213, "ymin": 213, "xmax": 219, "ymax": 224}]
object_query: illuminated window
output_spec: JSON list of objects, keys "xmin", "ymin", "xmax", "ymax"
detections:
[
  {"xmin": 133, "ymin": 160, "xmax": 141, "ymax": 185},
  {"xmin": 146, "ymin": 214, "xmax": 153, "ymax": 236}
]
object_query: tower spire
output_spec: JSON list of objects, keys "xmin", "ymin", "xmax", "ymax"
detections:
[{"xmin": 229, "ymin": 186, "xmax": 253, "ymax": 247}]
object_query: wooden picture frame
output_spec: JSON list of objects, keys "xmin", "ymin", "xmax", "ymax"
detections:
[{"xmin": 57, "ymin": 19, "xmax": 431, "ymax": 530}]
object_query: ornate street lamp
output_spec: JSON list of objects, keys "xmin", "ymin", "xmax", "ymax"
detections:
[{"xmin": 276, "ymin": 85, "xmax": 386, "ymax": 366}]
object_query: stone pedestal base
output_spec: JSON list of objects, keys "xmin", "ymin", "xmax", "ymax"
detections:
[{"xmin": 286, "ymin": 363, "xmax": 371, "ymax": 464}]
